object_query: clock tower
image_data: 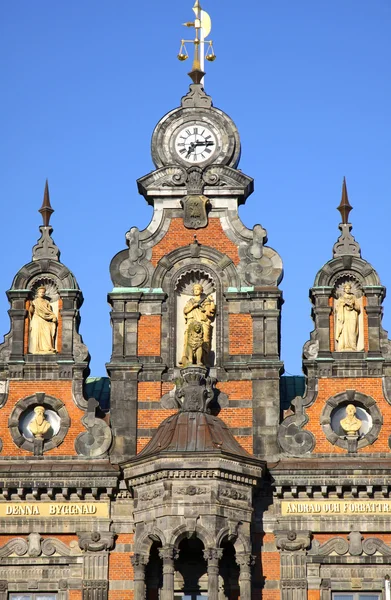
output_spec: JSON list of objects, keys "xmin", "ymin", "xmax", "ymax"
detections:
[{"xmin": 107, "ymin": 0, "xmax": 284, "ymax": 464}]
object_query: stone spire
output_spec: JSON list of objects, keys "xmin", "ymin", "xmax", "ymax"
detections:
[
  {"xmin": 333, "ymin": 178, "xmax": 361, "ymax": 258},
  {"xmin": 32, "ymin": 180, "xmax": 60, "ymax": 261}
]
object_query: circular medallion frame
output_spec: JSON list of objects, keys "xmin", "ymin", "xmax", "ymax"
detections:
[
  {"xmin": 9, "ymin": 393, "xmax": 70, "ymax": 454},
  {"xmin": 320, "ymin": 390, "xmax": 382, "ymax": 450}
]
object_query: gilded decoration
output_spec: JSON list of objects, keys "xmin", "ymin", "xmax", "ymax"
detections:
[
  {"xmin": 339, "ymin": 404, "xmax": 362, "ymax": 436},
  {"xmin": 179, "ymin": 283, "xmax": 216, "ymax": 367},
  {"xmin": 28, "ymin": 406, "xmax": 51, "ymax": 439}
]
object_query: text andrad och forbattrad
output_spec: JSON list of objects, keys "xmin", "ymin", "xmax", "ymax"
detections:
[{"xmin": 281, "ymin": 500, "xmax": 391, "ymax": 516}]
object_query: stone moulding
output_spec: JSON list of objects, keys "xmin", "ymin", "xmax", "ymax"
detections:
[
  {"xmin": 0, "ymin": 533, "xmax": 80, "ymax": 558},
  {"xmin": 74, "ymin": 397, "xmax": 112, "ymax": 458},
  {"xmin": 309, "ymin": 532, "xmax": 391, "ymax": 557}
]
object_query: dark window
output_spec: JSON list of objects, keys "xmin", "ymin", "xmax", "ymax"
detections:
[{"xmin": 333, "ymin": 594, "xmax": 380, "ymax": 600}]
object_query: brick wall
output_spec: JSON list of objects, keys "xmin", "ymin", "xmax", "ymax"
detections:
[
  {"xmin": 229, "ymin": 314, "xmax": 253, "ymax": 355},
  {"xmin": 151, "ymin": 218, "xmax": 240, "ymax": 266},
  {"xmin": 137, "ymin": 315, "xmax": 161, "ymax": 356}
]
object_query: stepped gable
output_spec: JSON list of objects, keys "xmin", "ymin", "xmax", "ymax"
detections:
[
  {"xmin": 0, "ymin": 182, "xmax": 112, "ymax": 462},
  {"xmin": 278, "ymin": 179, "xmax": 391, "ymax": 458},
  {"xmin": 107, "ymin": 59, "xmax": 284, "ymax": 466}
]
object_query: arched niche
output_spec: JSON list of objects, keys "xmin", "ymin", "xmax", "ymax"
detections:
[
  {"xmin": 332, "ymin": 276, "xmax": 364, "ymax": 352},
  {"xmin": 175, "ymin": 270, "xmax": 217, "ymax": 367}
]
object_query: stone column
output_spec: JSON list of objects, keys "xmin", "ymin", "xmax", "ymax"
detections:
[
  {"xmin": 159, "ymin": 545, "xmax": 177, "ymax": 600},
  {"xmin": 131, "ymin": 554, "xmax": 148, "ymax": 600},
  {"xmin": 236, "ymin": 554, "xmax": 254, "ymax": 600},
  {"xmin": 204, "ymin": 548, "xmax": 223, "ymax": 600}
]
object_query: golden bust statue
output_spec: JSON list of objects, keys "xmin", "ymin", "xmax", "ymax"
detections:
[
  {"xmin": 28, "ymin": 406, "xmax": 51, "ymax": 439},
  {"xmin": 335, "ymin": 283, "xmax": 361, "ymax": 351},
  {"xmin": 340, "ymin": 404, "xmax": 362, "ymax": 436},
  {"xmin": 180, "ymin": 283, "xmax": 216, "ymax": 367},
  {"xmin": 29, "ymin": 286, "xmax": 57, "ymax": 354}
]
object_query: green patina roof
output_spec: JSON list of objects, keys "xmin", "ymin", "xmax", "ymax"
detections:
[
  {"xmin": 280, "ymin": 375, "xmax": 305, "ymax": 410},
  {"xmin": 85, "ymin": 377, "xmax": 110, "ymax": 412}
]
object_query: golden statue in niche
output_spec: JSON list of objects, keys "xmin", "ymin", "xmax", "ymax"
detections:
[
  {"xmin": 335, "ymin": 282, "xmax": 361, "ymax": 351},
  {"xmin": 29, "ymin": 286, "xmax": 57, "ymax": 354},
  {"xmin": 180, "ymin": 283, "xmax": 216, "ymax": 366},
  {"xmin": 340, "ymin": 404, "xmax": 362, "ymax": 436},
  {"xmin": 28, "ymin": 406, "xmax": 51, "ymax": 438}
]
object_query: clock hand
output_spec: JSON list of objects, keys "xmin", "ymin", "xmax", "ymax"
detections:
[
  {"xmin": 186, "ymin": 142, "xmax": 196, "ymax": 158},
  {"xmin": 194, "ymin": 141, "xmax": 215, "ymax": 147}
]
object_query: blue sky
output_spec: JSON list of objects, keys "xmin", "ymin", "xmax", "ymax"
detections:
[{"xmin": 0, "ymin": 1, "xmax": 390, "ymax": 376}]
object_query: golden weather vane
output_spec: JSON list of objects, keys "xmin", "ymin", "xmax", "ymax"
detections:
[{"xmin": 177, "ymin": 0, "xmax": 216, "ymax": 83}]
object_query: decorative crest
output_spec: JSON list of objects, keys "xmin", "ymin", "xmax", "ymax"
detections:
[
  {"xmin": 39, "ymin": 179, "xmax": 54, "ymax": 227},
  {"xmin": 337, "ymin": 177, "xmax": 353, "ymax": 224},
  {"xmin": 177, "ymin": 1, "xmax": 216, "ymax": 84}
]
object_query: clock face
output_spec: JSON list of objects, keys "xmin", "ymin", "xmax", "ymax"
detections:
[{"xmin": 175, "ymin": 124, "xmax": 217, "ymax": 164}]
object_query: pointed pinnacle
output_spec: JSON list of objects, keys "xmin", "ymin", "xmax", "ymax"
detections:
[
  {"xmin": 39, "ymin": 179, "xmax": 54, "ymax": 227},
  {"xmin": 337, "ymin": 177, "xmax": 353, "ymax": 224}
]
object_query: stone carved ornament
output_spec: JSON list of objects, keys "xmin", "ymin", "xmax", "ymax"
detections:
[
  {"xmin": 275, "ymin": 530, "xmax": 311, "ymax": 552},
  {"xmin": 78, "ymin": 531, "xmax": 115, "ymax": 552},
  {"xmin": 0, "ymin": 533, "xmax": 80, "ymax": 557},
  {"xmin": 309, "ymin": 531, "xmax": 391, "ymax": 557},
  {"xmin": 278, "ymin": 394, "xmax": 316, "ymax": 457},
  {"xmin": 109, "ymin": 226, "xmax": 153, "ymax": 288},
  {"xmin": 237, "ymin": 223, "xmax": 283, "ymax": 287},
  {"xmin": 75, "ymin": 397, "xmax": 112, "ymax": 458}
]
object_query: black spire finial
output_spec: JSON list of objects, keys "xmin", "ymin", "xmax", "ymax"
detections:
[
  {"xmin": 39, "ymin": 179, "xmax": 54, "ymax": 227},
  {"xmin": 333, "ymin": 178, "xmax": 360, "ymax": 258},
  {"xmin": 32, "ymin": 180, "xmax": 60, "ymax": 261},
  {"xmin": 337, "ymin": 177, "xmax": 353, "ymax": 224}
]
